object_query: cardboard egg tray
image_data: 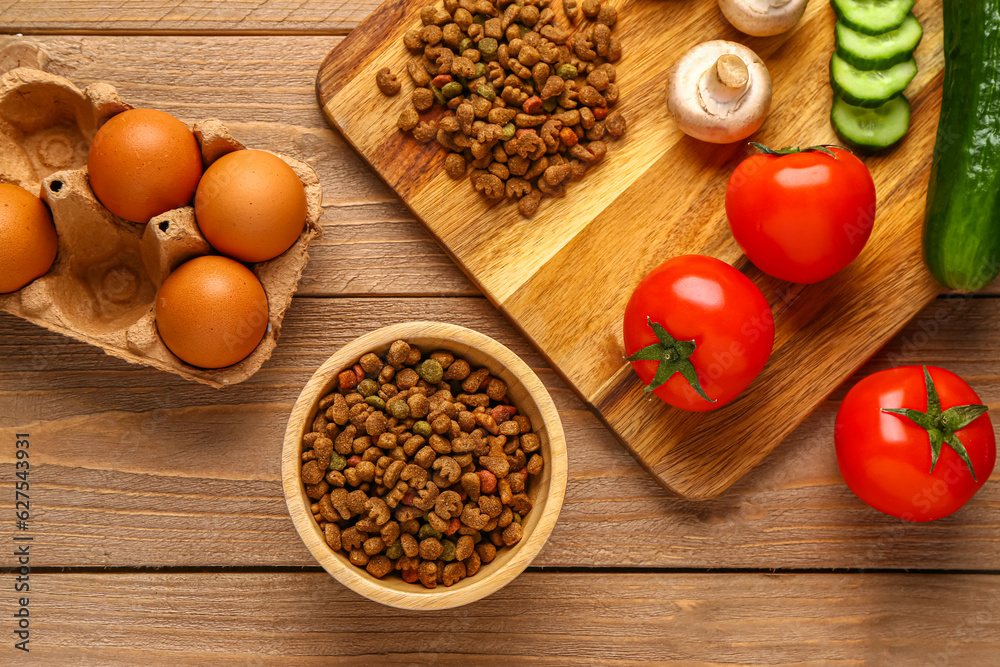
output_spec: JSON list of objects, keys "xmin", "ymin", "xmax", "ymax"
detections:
[{"xmin": 0, "ymin": 67, "xmax": 323, "ymax": 387}]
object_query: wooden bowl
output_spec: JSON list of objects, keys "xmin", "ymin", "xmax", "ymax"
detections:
[{"xmin": 282, "ymin": 321, "xmax": 568, "ymax": 609}]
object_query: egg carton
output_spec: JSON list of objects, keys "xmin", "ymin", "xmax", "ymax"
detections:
[{"xmin": 0, "ymin": 67, "xmax": 322, "ymax": 387}]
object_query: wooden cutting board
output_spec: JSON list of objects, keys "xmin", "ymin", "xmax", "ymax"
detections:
[{"xmin": 317, "ymin": 0, "xmax": 945, "ymax": 499}]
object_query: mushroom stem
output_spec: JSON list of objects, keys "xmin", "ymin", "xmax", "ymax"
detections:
[
  {"xmin": 715, "ymin": 54, "xmax": 749, "ymax": 89},
  {"xmin": 699, "ymin": 54, "xmax": 750, "ymax": 116}
]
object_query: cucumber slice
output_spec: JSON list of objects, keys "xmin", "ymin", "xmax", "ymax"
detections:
[
  {"xmin": 830, "ymin": 53, "xmax": 917, "ymax": 107},
  {"xmin": 831, "ymin": 0, "xmax": 914, "ymax": 36},
  {"xmin": 836, "ymin": 13, "xmax": 923, "ymax": 70},
  {"xmin": 831, "ymin": 93, "xmax": 911, "ymax": 151}
]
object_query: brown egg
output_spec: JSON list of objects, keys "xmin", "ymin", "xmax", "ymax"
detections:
[
  {"xmin": 88, "ymin": 108, "xmax": 203, "ymax": 223},
  {"xmin": 194, "ymin": 149, "xmax": 307, "ymax": 262},
  {"xmin": 0, "ymin": 183, "xmax": 58, "ymax": 293},
  {"xmin": 155, "ymin": 255, "xmax": 268, "ymax": 369}
]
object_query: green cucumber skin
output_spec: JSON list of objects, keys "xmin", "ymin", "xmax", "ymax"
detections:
[
  {"xmin": 923, "ymin": 0, "xmax": 1000, "ymax": 291},
  {"xmin": 831, "ymin": 94, "xmax": 910, "ymax": 152},
  {"xmin": 835, "ymin": 14, "xmax": 923, "ymax": 70},
  {"xmin": 829, "ymin": 55, "xmax": 916, "ymax": 108},
  {"xmin": 831, "ymin": 0, "xmax": 914, "ymax": 36}
]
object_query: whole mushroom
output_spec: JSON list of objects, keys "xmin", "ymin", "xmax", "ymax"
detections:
[
  {"xmin": 718, "ymin": 0, "xmax": 809, "ymax": 37},
  {"xmin": 666, "ymin": 40, "xmax": 772, "ymax": 144}
]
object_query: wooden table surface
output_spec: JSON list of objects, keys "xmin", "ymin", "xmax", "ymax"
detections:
[{"xmin": 1, "ymin": 2, "xmax": 998, "ymax": 664}]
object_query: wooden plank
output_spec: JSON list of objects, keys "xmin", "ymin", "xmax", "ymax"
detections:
[
  {"xmin": 2, "ymin": 296, "xmax": 998, "ymax": 570},
  {"xmin": 0, "ymin": 1, "xmax": 376, "ymax": 34},
  {"xmin": 4, "ymin": 572, "xmax": 998, "ymax": 663},
  {"xmin": 317, "ymin": 1, "xmax": 959, "ymax": 498}
]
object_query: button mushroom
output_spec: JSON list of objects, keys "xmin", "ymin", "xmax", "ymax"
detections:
[
  {"xmin": 718, "ymin": 0, "xmax": 809, "ymax": 37},
  {"xmin": 666, "ymin": 40, "xmax": 772, "ymax": 144}
]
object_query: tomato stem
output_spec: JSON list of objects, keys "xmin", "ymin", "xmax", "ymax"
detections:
[
  {"xmin": 881, "ymin": 366, "xmax": 987, "ymax": 481},
  {"xmin": 750, "ymin": 142, "xmax": 848, "ymax": 158},
  {"xmin": 625, "ymin": 317, "xmax": 715, "ymax": 403}
]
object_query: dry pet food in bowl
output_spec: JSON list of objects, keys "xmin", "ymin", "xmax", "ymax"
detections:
[{"xmin": 283, "ymin": 322, "xmax": 567, "ymax": 609}]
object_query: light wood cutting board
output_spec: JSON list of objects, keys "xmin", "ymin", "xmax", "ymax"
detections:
[{"xmin": 317, "ymin": 0, "xmax": 945, "ymax": 499}]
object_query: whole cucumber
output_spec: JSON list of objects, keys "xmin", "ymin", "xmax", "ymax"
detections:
[{"xmin": 923, "ymin": 0, "xmax": 1000, "ymax": 292}]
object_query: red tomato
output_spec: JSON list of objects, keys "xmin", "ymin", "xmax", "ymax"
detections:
[
  {"xmin": 835, "ymin": 366, "xmax": 995, "ymax": 522},
  {"xmin": 726, "ymin": 145, "xmax": 877, "ymax": 284},
  {"xmin": 623, "ymin": 255, "xmax": 774, "ymax": 412}
]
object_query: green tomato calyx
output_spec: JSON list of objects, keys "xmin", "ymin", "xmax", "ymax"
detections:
[
  {"xmin": 750, "ymin": 142, "xmax": 845, "ymax": 158},
  {"xmin": 881, "ymin": 366, "xmax": 987, "ymax": 481},
  {"xmin": 625, "ymin": 317, "xmax": 715, "ymax": 404}
]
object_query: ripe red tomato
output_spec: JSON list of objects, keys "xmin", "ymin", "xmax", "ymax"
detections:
[
  {"xmin": 835, "ymin": 366, "xmax": 996, "ymax": 522},
  {"xmin": 726, "ymin": 145, "xmax": 877, "ymax": 284},
  {"xmin": 623, "ymin": 255, "xmax": 774, "ymax": 412}
]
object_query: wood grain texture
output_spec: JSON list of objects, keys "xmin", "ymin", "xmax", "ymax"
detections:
[
  {"xmin": 0, "ymin": 15, "xmax": 995, "ymax": 664},
  {"xmin": 318, "ymin": 1, "xmax": 948, "ymax": 499},
  {"xmin": 3, "ymin": 571, "xmax": 998, "ymax": 664},
  {"xmin": 0, "ymin": 1, "xmax": 377, "ymax": 34},
  {"xmin": 3, "ymin": 296, "xmax": 998, "ymax": 571},
  {"xmin": 282, "ymin": 321, "xmax": 567, "ymax": 608}
]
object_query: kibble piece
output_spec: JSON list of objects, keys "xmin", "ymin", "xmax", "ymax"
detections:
[
  {"xmin": 363, "ymin": 555, "xmax": 390, "ymax": 579},
  {"xmin": 485, "ymin": 378, "xmax": 507, "ymax": 401},
  {"xmin": 412, "ymin": 421, "xmax": 432, "ymax": 439},
  {"xmin": 596, "ymin": 4, "xmax": 617, "ymax": 26},
  {"xmin": 401, "ymin": 532, "xmax": 419, "ymax": 558},
  {"xmin": 408, "ymin": 394, "xmax": 431, "ymax": 419},
  {"xmin": 412, "ymin": 121, "xmax": 437, "ymax": 143},
  {"xmin": 418, "ymin": 359, "xmax": 444, "ymax": 384},
  {"xmin": 478, "ymin": 37, "xmax": 499, "ymax": 57},
  {"xmin": 518, "ymin": 190, "xmax": 542, "ymax": 216},
  {"xmin": 418, "ymin": 560, "xmax": 438, "ymax": 588},
  {"xmin": 455, "ymin": 534, "xmax": 476, "ymax": 561},
  {"xmin": 365, "ymin": 411, "xmax": 388, "ymax": 438},
  {"xmin": 431, "ymin": 413, "xmax": 452, "ymax": 435},
  {"xmin": 359, "ymin": 353, "xmax": 383, "ymax": 377},
  {"xmin": 442, "ymin": 561, "xmax": 466, "ymax": 586},
  {"xmin": 404, "ymin": 28, "xmax": 424, "ymax": 51},
  {"xmin": 605, "ymin": 109, "xmax": 626, "ymax": 136},
  {"xmin": 421, "ymin": 24, "xmax": 443, "ymax": 45},
  {"xmin": 476, "ymin": 541, "xmax": 497, "ymax": 564},
  {"xmin": 462, "ymin": 368, "xmax": 491, "ymax": 393},
  {"xmin": 419, "ymin": 537, "xmax": 445, "ymax": 560},
  {"xmin": 376, "ymin": 67, "xmax": 401, "ymax": 95},
  {"xmin": 356, "ymin": 378, "xmax": 379, "ymax": 398},
  {"xmin": 465, "ymin": 550, "xmax": 482, "ymax": 576},
  {"xmin": 324, "ymin": 523, "xmax": 342, "ymax": 551},
  {"xmin": 443, "ymin": 358, "xmax": 471, "ymax": 381},
  {"xmin": 501, "ymin": 522, "xmax": 524, "ymax": 546},
  {"xmin": 394, "ymin": 368, "xmax": 418, "ymax": 390},
  {"xmin": 364, "ymin": 536, "xmax": 386, "ymax": 555},
  {"xmin": 301, "ymin": 460, "xmax": 324, "ymax": 485},
  {"xmin": 412, "ymin": 88, "xmax": 434, "ymax": 112},
  {"xmin": 397, "ymin": 108, "xmax": 420, "ymax": 132},
  {"xmin": 444, "ymin": 152, "xmax": 466, "ymax": 179}
]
